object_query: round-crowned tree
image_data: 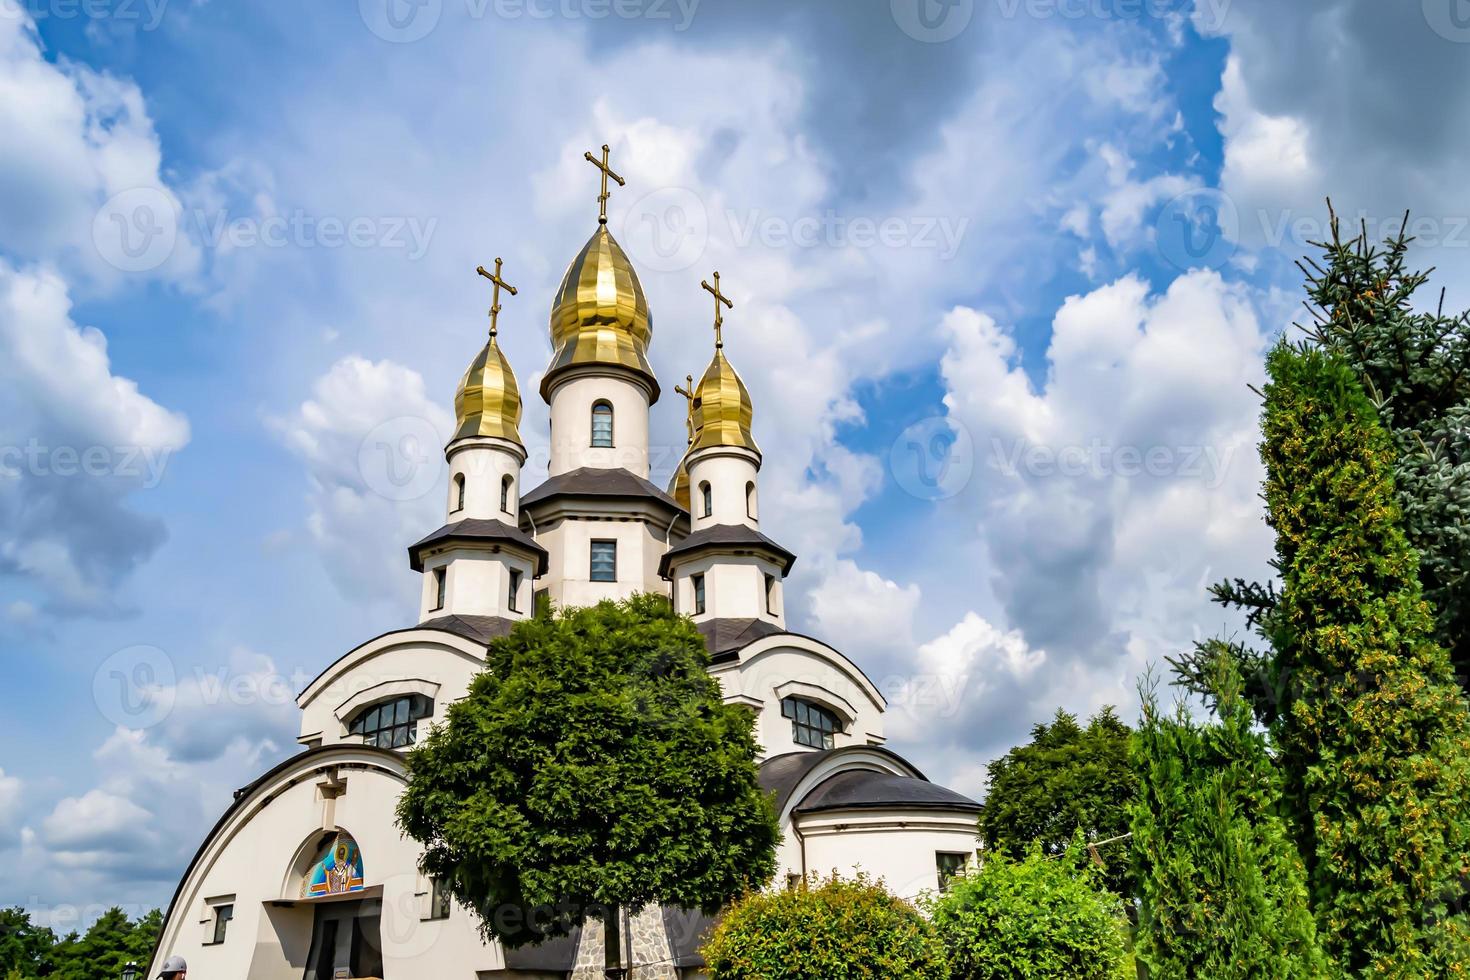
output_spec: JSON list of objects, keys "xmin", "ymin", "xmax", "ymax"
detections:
[
  {"xmin": 930, "ymin": 841, "xmax": 1131, "ymax": 980},
  {"xmin": 396, "ymin": 593, "xmax": 779, "ymax": 957},
  {"xmin": 702, "ymin": 874, "xmax": 945, "ymax": 980}
]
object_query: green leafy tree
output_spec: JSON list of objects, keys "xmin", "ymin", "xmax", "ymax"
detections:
[
  {"xmin": 977, "ymin": 708, "xmax": 1136, "ymax": 897},
  {"xmin": 703, "ymin": 874, "xmax": 945, "ymax": 980},
  {"xmin": 0, "ymin": 908, "xmax": 58, "ymax": 978},
  {"xmin": 1255, "ymin": 342, "xmax": 1470, "ymax": 974},
  {"xmin": 929, "ymin": 839, "xmax": 1130, "ymax": 980},
  {"xmin": 48, "ymin": 907, "xmax": 161, "ymax": 980},
  {"xmin": 1131, "ymin": 660, "xmax": 1326, "ymax": 979},
  {"xmin": 397, "ymin": 594, "xmax": 779, "ymax": 962},
  {"xmin": 1174, "ymin": 207, "xmax": 1470, "ymax": 711}
]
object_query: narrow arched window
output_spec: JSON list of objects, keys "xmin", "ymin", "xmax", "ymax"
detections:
[
  {"xmin": 452, "ymin": 473, "xmax": 466, "ymax": 513},
  {"xmin": 765, "ymin": 573, "xmax": 777, "ymax": 615},
  {"xmin": 699, "ymin": 481, "xmax": 713, "ymax": 518},
  {"xmin": 591, "ymin": 401, "xmax": 614, "ymax": 447},
  {"xmin": 746, "ymin": 481, "xmax": 757, "ymax": 519},
  {"xmin": 500, "ymin": 474, "xmax": 513, "ymax": 513}
]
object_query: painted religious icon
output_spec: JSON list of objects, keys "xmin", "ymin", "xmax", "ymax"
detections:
[{"xmin": 302, "ymin": 834, "xmax": 365, "ymax": 898}]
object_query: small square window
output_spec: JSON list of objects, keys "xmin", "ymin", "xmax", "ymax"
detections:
[
  {"xmin": 590, "ymin": 540, "xmax": 617, "ymax": 582},
  {"xmin": 936, "ymin": 853, "xmax": 969, "ymax": 892}
]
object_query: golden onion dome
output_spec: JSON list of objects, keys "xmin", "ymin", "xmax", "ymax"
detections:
[
  {"xmin": 668, "ymin": 455, "xmax": 692, "ymax": 511},
  {"xmin": 544, "ymin": 224, "xmax": 657, "ymax": 400},
  {"xmin": 453, "ymin": 335, "xmax": 523, "ymax": 446},
  {"xmin": 690, "ymin": 348, "xmax": 759, "ymax": 455}
]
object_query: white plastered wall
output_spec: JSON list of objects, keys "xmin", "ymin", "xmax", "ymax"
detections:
[
  {"xmin": 671, "ymin": 553, "xmax": 783, "ymax": 627},
  {"xmin": 535, "ymin": 516, "xmax": 672, "ymax": 609},
  {"xmin": 686, "ymin": 448, "xmax": 759, "ymax": 530},
  {"xmin": 796, "ymin": 809, "xmax": 980, "ymax": 902},
  {"xmin": 418, "ymin": 548, "xmax": 537, "ymax": 621},
  {"xmin": 546, "ymin": 373, "xmax": 651, "ymax": 478},
  {"xmin": 445, "ymin": 439, "xmax": 523, "ymax": 522}
]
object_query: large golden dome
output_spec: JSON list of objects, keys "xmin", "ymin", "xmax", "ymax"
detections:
[
  {"xmin": 543, "ymin": 224, "xmax": 657, "ymax": 400},
  {"xmin": 453, "ymin": 335, "xmax": 523, "ymax": 446},
  {"xmin": 690, "ymin": 348, "xmax": 759, "ymax": 455}
]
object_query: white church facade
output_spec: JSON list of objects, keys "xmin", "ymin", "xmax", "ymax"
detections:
[{"xmin": 150, "ymin": 153, "xmax": 981, "ymax": 980}]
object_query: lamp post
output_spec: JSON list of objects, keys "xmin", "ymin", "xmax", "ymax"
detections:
[{"xmin": 121, "ymin": 962, "xmax": 139, "ymax": 980}]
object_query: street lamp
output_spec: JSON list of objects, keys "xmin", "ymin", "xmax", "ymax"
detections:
[{"xmin": 121, "ymin": 963, "xmax": 139, "ymax": 980}]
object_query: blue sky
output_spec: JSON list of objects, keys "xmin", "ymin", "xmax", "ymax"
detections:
[{"xmin": 5, "ymin": 0, "xmax": 1470, "ymax": 924}]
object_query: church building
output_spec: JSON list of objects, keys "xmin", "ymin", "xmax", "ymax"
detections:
[{"xmin": 150, "ymin": 148, "xmax": 981, "ymax": 980}]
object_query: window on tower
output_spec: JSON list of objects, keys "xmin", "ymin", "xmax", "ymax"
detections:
[
  {"xmin": 431, "ymin": 567, "xmax": 446, "ymax": 611},
  {"xmin": 693, "ymin": 573, "xmax": 706, "ymax": 615},
  {"xmin": 590, "ymin": 540, "xmax": 617, "ymax": 582},
  {"xmin": 699, "ymin": 481, "xmax": 713, "ymax": 518},
  {"xmin": 500, "ymin": 474, "xmax": 513, "ymax": 513},
  {"xmin": 591, "ymin": 401, "xmax": 614, "ymax": 447},
  {"xmin": 452, "ymin": 473, "xmax": 466, "ymax": 513},
  {"xmin": 765, "ymin": 573, "xmax": 777, "ymax": 615},
  {"xmin": 746, "ymin": 481, "xmax": 757, "ymax": 519},
  {"xmin": 349, "ymin": 694, "xmax": 434, "ymax": 749},
  {"xmin": 508, "ymin": 568, "xmax": 522, "ymax": 612},
  {"xmin": 782, "ymin": 697, "xmax": 842, "ymax": 750}
]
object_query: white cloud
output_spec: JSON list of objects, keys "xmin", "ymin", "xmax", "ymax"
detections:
[{"xmin": 0, "ymin": 261, "xmax": 190, "ymax": 613}]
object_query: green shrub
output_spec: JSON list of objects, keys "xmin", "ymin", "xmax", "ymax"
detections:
[
  {"xmin": 702, "ymin": 874, "xmax": 945, "ymax": 980},
  {"xmin": 929, "ymin": 841, "xmax": 1130, "ymax": 980}
]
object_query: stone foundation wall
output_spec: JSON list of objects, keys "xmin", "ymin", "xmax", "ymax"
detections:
[{"xmin": 570, "ymin": 906, "xmax": 678, "ymax": 980}]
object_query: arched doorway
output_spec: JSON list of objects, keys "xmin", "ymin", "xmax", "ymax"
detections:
[{"xmin": 295, "ymin": 832, "xmax": 383, "ymax": 980}]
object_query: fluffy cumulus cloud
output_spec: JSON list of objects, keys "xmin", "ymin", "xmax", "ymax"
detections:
[
  {"xmin": 0, "ymin": 11, "xmax": 197, "ymax": 287},
  {"xmin": 0, "ymin": 261, "xmax": 189, "ymax": 614}
]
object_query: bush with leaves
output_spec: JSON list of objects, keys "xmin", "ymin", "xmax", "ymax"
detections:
[
  {"xmin": 703, "ymin": 874, "xmax": 945, "ymax": 980},
  {"xmin": 929, "ymin": 840, "xmax": 1130, "ymax": 980},
  {"xmin": 1131, "ymin": 659, "xmax": 1326, "ymax": 979},
  {"xmin": 1257, "ymin": 342, "xmax": 1470, "ymax": 973},
  {"xmin": 978, "ymin": 707, "xmax": 1136, "ymax": 897},
  {"xmin": 0, "ymin": 906, "xmax": 162, "ymax": 980},
  {"xmin": 396, "ymin": 594, "xmax": 778, "ymax": 954}
]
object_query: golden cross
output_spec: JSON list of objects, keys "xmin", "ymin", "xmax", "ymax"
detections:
[
  {"xmin": 701, "ymin": 271, "xmax": 734, "ymax": 349},
  {"xmin": 475, "ymin": 257, "xmax": 518, "ymax": 339},
  {"xmin": 674, "ymin": 374, "xmax": 696, "ymax": 445},
  {"xmin": 583, "ymin": 143, "xmax": 625, "ymax": 224}
]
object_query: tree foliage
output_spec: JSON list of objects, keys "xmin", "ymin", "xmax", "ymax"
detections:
[
  {"xmin": 396, "ymin": 593, "xmax": 779, "ymax": 949},
  {"xmin": 977, "ymin": 707, "xmax": 1136, "ymax": 897},
  {"xmin": 1131, "ymin": 660, "xmax": 1326, "ymax": 979},
  {"xmin": 1257, "ymin": 342, "xmax": 1470, "ymax": 974},
  {"xmin": 0, "ymin": 906, "xmax": 161, "ymax": 980},
  {"xmin": 929, "ymin": 840, "xmax": 1130, "ymax": 980},
  {"xmin": 702, "ymin": 874, "xmax": 945, "ymax": 980}
]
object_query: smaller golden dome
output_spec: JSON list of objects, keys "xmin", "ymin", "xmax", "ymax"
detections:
[
  {"xmin": 668, "ymin": 454, "xmax": 692, "ymax": 511},
  {"xmin": 690, "ymin": 348, "xmax": 759, "ymax": 455},
  {"xmin": 544, "ymin": 224, "xmax": 657, "ymax": 400},
  {"xmin": 453, "ymin": 335, "xmax": 523, "ymax": 446}
]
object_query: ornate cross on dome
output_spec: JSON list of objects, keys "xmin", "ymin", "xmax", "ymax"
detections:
[
  {"xmin": 583, "ymin": 143, "xmax": 625, "ymax": 224},
  {"xmin": 675, "ymin": 373, "xmax": 696, "ymax": 445},
  {"xmin": 701, "ymin": 271, "xmax": 734, "ymax": 348},
  {"xmin": 475, "ymin": 257, "xmax": 518, "ymax": 340}
]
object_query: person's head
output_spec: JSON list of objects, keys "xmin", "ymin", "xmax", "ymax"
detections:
[{"xmin": 158, "ymin": 954, "xmax": 187, "ymax": 978}]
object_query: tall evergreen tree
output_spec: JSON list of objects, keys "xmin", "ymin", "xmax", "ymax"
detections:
[
  {"xmin": 1256, "ymin": 342, "xmax": 1470, "ymax": 974},
  {"xmin": 978, "ymin": 708, "xmax": 1136, "ymax": 897},
  {"xmin": 1131, "ymin": 661, "xmax": 1326, "ymax": 979}
]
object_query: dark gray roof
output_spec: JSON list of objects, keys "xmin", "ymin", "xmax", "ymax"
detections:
[
  {"xmin": 417, "ymin": 613, "xmax": 517, "ymax": 644},
  {"xmin": 519, "ymin": 466, "xmax": 685, "ymax": 514},
  {"xmin": 794, "ymin": 769, "xmax": 981, "ymax": 814},
  {"xmin": 408, "ymin": 518, "xmax": 549, "ymax": 574},
  {"xmin": 697, "ymin": 618, "xmax": 785, "ymax": 660},
  {"xmin": 759, "ymin": 746, "xmax": 966, "ymax": 817},
  {"xmin": 659, "ymin": 523, "xmax": 796, "ymax": 576},
  {"xmin": 501, "ymin": 927, "xmax": 583, "ymax": 972}
]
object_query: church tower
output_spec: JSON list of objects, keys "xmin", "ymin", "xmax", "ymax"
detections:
[
  {"xmin": 661, "ymin": 272, "xmax": 793, "ymax": 627},
  {"xmin": 410, "ymin": 259, "xmax": 547, "ymax": 626},
  {"xmin": 521, "ymin": 146, "xmax": 686, "ymax": 608}
]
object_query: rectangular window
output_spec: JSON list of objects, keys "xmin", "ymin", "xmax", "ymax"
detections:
[
  {"xmin": 590, "ymin": 540, "xmax": 617, "ymax": 582},
  {"xmin": 782, "ymin": 697, "xmax": 840, "ymax": 750},
  {"xmin": 508, "ymin": 569, "xmax": 522, "ymax": 612},
  {"xmin": 591, "ymin": 404, "xmax": 614, "ymax": 447},
  {"xmin": 693, "ymin": 573, "xmax": 706, "ymax": 615},
  {"xmin": 765, "ymin": 574, "xmax": 776, "ymax": 615},
  {"xmin": 209, "ymin": 902, "xmax": 233, "ymax": 944},
  {"xmin": 432, "ymin": 567, "xmax": 446, "ymax": 611},
  {"xmin": 936, "ymin": 852, "xmax": 969, "ymax": 893},
  {"xmin": 429, "ymin": 878, "xmax": 452, "ymax": 921}
]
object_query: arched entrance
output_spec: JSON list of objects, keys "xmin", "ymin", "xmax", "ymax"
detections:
[{"xmin": 294, "ymin": 832, "xmax": 384, "ymax": 980}]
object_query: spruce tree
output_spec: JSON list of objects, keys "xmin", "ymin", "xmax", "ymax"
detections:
[
  {"xmin": 1259, "ymin": 342, "xmax": 1470, "ymax": 975},
  {"xmin": 1131, "ymin": 660, "xmax": 1326, "ymax": 980}
]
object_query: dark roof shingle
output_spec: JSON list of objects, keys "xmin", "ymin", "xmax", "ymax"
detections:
[
  {"xmin": 519, "ymin": 466, "xmax": 684, "ymax": 513},
  {"xmin": 408, "ymin": 518, "xmax": 548, "ymax": 574},
  {"xmin": 659, "ymin": 523, "xmax": 796, "ymax": 576}
]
